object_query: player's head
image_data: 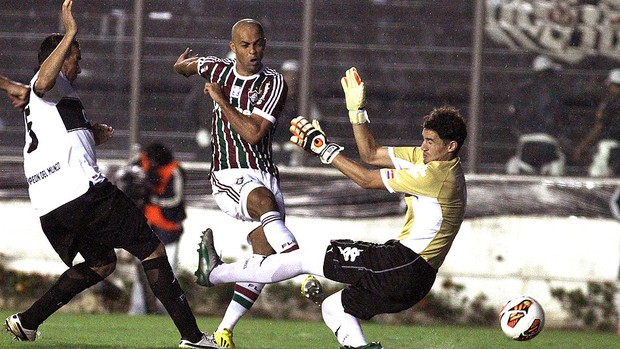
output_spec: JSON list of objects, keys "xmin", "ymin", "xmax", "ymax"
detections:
[
  {"xmin": 145, "ymin": 142, "xmax": 173, "ymax": 167},
  {"xmin": 38, "ymin": 33, "xmax": 81, "ymax": 83},
  {"xmin": 230, "ymin": 19, "xmax": 265, "ymax": 76},
  {"xmin": 420, "ymin": 106, "xmax": 467, "ymax": 163}
]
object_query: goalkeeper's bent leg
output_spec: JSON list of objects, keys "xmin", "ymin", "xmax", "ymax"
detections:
[{"xmin": 322, "ymin": 291, "xmax": 367, "ymax": 347}]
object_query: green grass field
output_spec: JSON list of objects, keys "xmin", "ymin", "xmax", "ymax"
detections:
[{"xmin": 1, "ymin": 311, "xmax": 618, "ymax": 349}]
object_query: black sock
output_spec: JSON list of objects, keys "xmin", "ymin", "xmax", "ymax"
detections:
[
  {"xmin": 142, "ymin": 256, "xmax": 201, "ymax": 342},
  {"xmin": 20, "ymin": 263, "xmax": 103, "ymax": 329}
]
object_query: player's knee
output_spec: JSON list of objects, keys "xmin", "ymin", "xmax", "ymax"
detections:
[{"xmin": 246, "ymin": 187, "xmax": 278, "ymax": 217}]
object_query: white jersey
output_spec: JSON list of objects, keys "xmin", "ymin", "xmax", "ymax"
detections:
[{"xmin": 23, "ymin": 71, "xmax": 105, "ymax": 216}]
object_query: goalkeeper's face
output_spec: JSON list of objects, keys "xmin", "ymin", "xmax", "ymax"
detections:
[
  {"xmin": 230, "ymin": 23, "xmax": 265, "ymax": 76},
  {"xmin": 420, "ymin": 128, "xmax": 456, "ymax": 164}
]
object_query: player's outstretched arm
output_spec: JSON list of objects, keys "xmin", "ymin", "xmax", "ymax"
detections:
[
  {"xmin": 174, "ymin": 48, "xmax": 200, "ymax": 77},
  {"xmin": 289, "ymin": 116, "xmax": 385, "ymax": 189},
  {"xmin": 35, "ymin": 0, "xmax": 78, "ymax": 95},
  {"xmin": 0, "ymin": 75, "xmax": 30, "ymax": 110}
]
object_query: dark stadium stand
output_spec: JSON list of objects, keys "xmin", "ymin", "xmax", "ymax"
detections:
[{"xmin": 0, "ymin": 0, "xmax": 612, "ymax": 174}]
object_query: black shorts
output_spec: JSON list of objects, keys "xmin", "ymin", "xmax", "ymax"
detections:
[
  {"xmin": 39, "ymin": 180, "xmax": 161, "ymax": 267},
  {"xmin": 323, "ymin": 239, "xmax": 437, "ymax": 320}
]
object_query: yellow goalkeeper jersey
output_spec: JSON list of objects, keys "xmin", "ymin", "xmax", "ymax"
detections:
[{"xmin": 380, "ymin": 146, "xmax": 466, "ymax": 269}]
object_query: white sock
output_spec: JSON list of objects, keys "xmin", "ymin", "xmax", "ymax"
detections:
[
  {"xmin": 210, "ymin": 252, "xmax": 303, "ymax": 284},
  {"xmin": 260, "ymin": 211, "xmax": 298, "ymax": 253},
  {"xmin": 209, "ymin": 245, "xmax": 327, "ymax": 284},
  {"xmin": 322, "ymin": 291, "xmax": 367, "ymax": 347},
  {"xmin": 217, "ymin": 282, "xmax": 264, "ymax": 332}
]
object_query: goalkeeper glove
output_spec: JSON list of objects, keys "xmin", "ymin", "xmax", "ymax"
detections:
[
  {"xmin": 340, "ymin": 67, "xmax": 369, "ymax": 124},
  {"xmin": 289, "ymin": 116, "xmax": 343, "ymax": 164}
]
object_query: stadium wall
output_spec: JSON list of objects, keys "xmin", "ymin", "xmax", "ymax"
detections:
[{"xmin": 3, "ymin": 200, "xmax": 619, "ymax": 327}]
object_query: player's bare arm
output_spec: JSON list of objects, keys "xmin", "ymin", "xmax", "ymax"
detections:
[
  {"xmin": 91, "ymin": 123, "xmax": 114, "ymax": 145},
  {"xmin": 331, "ymin": 153, "xmax": 386, "ymax": 190},
  {"xmin": 173, "ymin": 48, "xmax": 200, "ymax": 77},
  {"xmin": 204, "ymin": 82, "xmax": 271, "ymax": 145},
  {"xmin": 0, "ymin": 75, "xmax": 30, "ymax": 110},
  {"xmin": 290, "ymin": 115, "xmax": 384, "ymax": 189},
  {"xmin": 351, "ymin": 123, "xmax": 392, "ymax": 167},
  {"xmin": 35, "ymin": 0, "xmax": 77, "ymax": 95}
]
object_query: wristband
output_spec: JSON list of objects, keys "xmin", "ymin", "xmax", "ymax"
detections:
[
  {"xmin": 319, "ymin": 143, "xmax": 344, "ymax": 164},
  {"xmin": 348, "ymin": 109, "xmax": 370, "ymax": 124}
]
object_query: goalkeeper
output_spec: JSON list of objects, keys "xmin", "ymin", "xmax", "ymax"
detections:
[{"xmin": 195, "ymin": 67, "xmax": 468, "ymax": 349}]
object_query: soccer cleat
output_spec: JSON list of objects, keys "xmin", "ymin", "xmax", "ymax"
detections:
[
  {"xmin": 195, "ymin": 228, "xmax": 222, "ymax": 287},
  {"xmin": 301, "ymin": 275, "xmax": 325, "ymax": 305},
  {"xmin": 5, "ymin": 313, "xmax": 39, "ymax": 341},
  {"xmin": 340, "ymin": 342, "xmax": 383, "ymax": 349},
  {"xmin": 179, "ymin": 333, "xmax": 223, "ymax": 348},
  {"xmin": 213, "ymin": 328, "xmax": 236, "ymax": 348}
]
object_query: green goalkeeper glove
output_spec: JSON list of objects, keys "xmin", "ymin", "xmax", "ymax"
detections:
[
  {"xmin": 289, "ymin": 116, "xmax": 343, "ymax": 164},
  {"xmin": 340, "ymin": 67, "xmax": 369, "ymax": 124}
]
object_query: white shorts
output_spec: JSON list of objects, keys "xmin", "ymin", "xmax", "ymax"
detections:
[{"xmin": 210, "ymin": 168, "xmax": 286, "ymax": 222}]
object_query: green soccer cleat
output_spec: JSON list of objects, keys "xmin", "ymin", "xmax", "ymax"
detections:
[
  {"xmin": 195, "ymin": 228, "xmax": 222, "ymax": 287},
  {"xmin": 301, "ymin": 275, "xmax": 325, "ymax": 305},
  {"xmin": 213, "ymin": 328, "xmax": 236, "ymax": 348},
  {"xmin": 340, "ymin": 342, "xmax": 383, "ymax": 349}
]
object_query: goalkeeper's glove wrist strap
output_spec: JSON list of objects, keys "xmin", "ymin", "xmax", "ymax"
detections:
[
  {"xmin": 348, "ymin": 110, "xmax": 370, "ymax": 125},
  {"xmin": 320, "ymin": 143, "xmax": 344, "ymax": 164}
]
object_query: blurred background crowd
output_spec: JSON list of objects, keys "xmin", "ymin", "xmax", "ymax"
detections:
[{"xmin": 0, "ymin": 0, "xmax": 618, "ymax": 177}]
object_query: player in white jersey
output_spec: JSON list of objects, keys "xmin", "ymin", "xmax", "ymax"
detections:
[
  {"xmin": 3, "ymin": 2, "xmax": 220, "ymax": 348},
  {"xmin": 194, "ymin": 68, "xmax": 468, "ymax": 349},
  {"xmin": 175, "ymin": 18, "xmax": 317, "ymax": 348}
]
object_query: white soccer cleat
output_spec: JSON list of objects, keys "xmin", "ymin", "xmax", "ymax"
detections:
[
  {"xmin": 5, "ymin": 313, "xmax": 39, "ymax": 341},
  {"xmin": 179, "ymin": 333, "xmax": 223, "ymax": 348}
]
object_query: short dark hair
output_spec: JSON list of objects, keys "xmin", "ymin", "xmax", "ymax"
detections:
[
  {"xmin": 422, "ymin": 106, "xmax": 467, "ymax": 155},
  {"xmin": 37, "ymin": 33, "xmax": 80, "ymax": 67},
  {"xmin": 145, "ymin": 142, "xmax": 173, "ymax": 167}
]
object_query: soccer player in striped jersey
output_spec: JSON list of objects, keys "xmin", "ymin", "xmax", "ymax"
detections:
[
  {"xmin": 175, "ymin": 19, "xmax": 311, "ymax": 348},
  {"xmin": 4, "ymin": 2, "xmax": 220, "ymax": 348},
  {"xmin": 195, "ymin": 68, "xmax": 468, "ymax": 349}
]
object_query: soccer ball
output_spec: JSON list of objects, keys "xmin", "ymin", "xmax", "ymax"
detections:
[{"xmin": 498, "ymin": 296, "xmax": 545, "ymax": 341}]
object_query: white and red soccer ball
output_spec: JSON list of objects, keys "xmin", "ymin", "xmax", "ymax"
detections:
[{"xmin": 498, "ymin": 296, "xmax": 545, "ymax": 341}]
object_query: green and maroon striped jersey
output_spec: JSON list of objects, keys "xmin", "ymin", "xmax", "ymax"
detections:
[{"xmin": 197, "ymin": 56, "xmax": 287, "ymax": 178}]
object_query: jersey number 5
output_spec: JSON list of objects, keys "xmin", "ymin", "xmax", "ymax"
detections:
[{"xmin": 24, "ymin": 105, "xmax": 39, "ymax": 153}]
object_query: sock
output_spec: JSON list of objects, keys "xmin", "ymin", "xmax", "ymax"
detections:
[
  {"xmin": 210, "ymin": 244, "xmax": 326, "ymax": 285},
  {"xmin": 322, "ymin": 291, "xmax": 367, "ymax": 347},
  {"xmin": 210, "ymin": 252, "xmax": 304, "ymax": 284},
  {"xmin": 20, "ymin": 263, "xmax": 104, "ymax": 329},
  {"xmin": 260, "ymin": 211, "xmax": 298, "ymax": 253},
  {"xmin": 142, "ymin": 256, "xmax": 201, "ymax": 342},
  {"xmin": 217, "ymin": 282, "xmax": 265, "ymax": 332}
]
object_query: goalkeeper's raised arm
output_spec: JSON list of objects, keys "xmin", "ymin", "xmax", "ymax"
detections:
[{"xmin": 341, "ymin": 67, "xmax": 392, "ymax": 168}]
